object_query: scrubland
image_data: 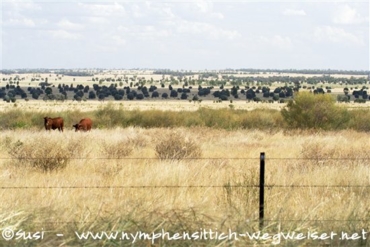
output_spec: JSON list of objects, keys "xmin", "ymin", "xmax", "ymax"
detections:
[
  {"xmin": 0, "ymin": 127, "xmax": 369, "ymax": 246},
  {"xmin": 0, "ymin": 93, "xmax": 369, "ymax": 246}
]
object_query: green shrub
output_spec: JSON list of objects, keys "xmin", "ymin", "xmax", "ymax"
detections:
[
  {"xmin": 4, "ymin": 95, "xmax": 10, "ymax": 102},
  {"xmin": 241, "ymin": 109, "xmax": 283, "ymax": 129},
  {"xmin": 348, "ymin": 110, "xmax": 370, "ymax": 131},
  {"xmin": 94, "ymin": 103, "xmax": 125, "ymax": 128},
  {"xmin": 253, "ymin": 97, "xmax": 261, "ymax": 102},
  {"xmin": 272, "ymin": 94, "xmax": 280, "ymax": 101},
  {"xmin": 337, "ymin": 95, "xmax": 350, "ymax": 103},
  {"xmin": 281, "ymin": 92, "xmax": 350, "ymax": 130},
  {"xmin": 354, "ymin": 98, "xmax": 366, "ymax": 103},
  {"xmin": 0, "ymin": 109, "xmax": 38, "ymax": 130},
  {"xmin": 198, "ymin": 108, "xmax": 242, "ymax": 129}
]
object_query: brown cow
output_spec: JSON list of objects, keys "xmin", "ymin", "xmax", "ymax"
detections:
[
  {"xmin": 73, "ymin": 118, "xmax": 92, "ymax": 132},
  {"xmin": 44, "ymin": 117, "xmax": 64, "ymax": 132}
]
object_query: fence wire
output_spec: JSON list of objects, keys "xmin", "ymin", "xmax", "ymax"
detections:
[
  {"xmin": 27, "ymin": 219, "xmax": 370, "ymax": 225},
  {"xmin": 2, "ymin": 155, "xmax": 369, "ymax": 228},
  {"xmin": 1, "ymin": 185, "xmax": 370, "ymax": 189},
  {"xmin": 0, "ymin": 157, "xmax": 370, "ymax": 160},
  {"xmin": 1, "ymin": 156, "xmax": 369, "ymax": 189}
]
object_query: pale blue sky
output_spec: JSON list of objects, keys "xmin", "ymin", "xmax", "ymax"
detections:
[{"xmin": 1, "ymin": 0, "xmax": 369, "ymax": 70}]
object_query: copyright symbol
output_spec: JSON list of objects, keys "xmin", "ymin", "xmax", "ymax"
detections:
[{"xmin": 2, "ymin": 228, "xmax": 14, "ymax": 241}]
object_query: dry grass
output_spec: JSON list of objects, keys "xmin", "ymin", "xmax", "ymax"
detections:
[
  {"xmin": 1, "ymin": 100, "xmax": 370, "ymax": 114},
  {"xmin": 0, "ymin": 100, "xmax": 289, "ymax": 112},
  {"xmin": 154, "ymin": 131, "xmax": 202, "ymax": 160},
  {"xmin": 0, "ymin": 128, "xmax": 369, "ymax": 246}
]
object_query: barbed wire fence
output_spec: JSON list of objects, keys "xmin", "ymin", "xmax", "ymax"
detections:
[{"xmin": 1, "ymin": 153, "xmax": 370, "ymax": 228}]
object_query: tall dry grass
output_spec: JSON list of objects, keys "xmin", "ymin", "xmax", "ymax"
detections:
[{"xmin": 0, "ymin": 128, "xmax": 369, "ymax": 246}]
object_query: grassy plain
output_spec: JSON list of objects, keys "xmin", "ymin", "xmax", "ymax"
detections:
[
  {"xmin": 1, "ymin": 99, "xmax": 370, "ymax": 113},
  {"xmin": 0, "ymin": 100, "xmax": 289, "ymax": 112},
  {"xmin": 0, "ymin": 70, "xmax": 369, "ymax": 245},
  {"xmin": 0, "ymin": 128, "xmax": 369, "ymax": 246}
]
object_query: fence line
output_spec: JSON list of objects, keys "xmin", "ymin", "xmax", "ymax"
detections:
[
  {"xmin": 1, "ymin": 185, "xmax": 369, "ymax": 189},
  {"xmin": 25, "ymin": 219, "xmax": 370, "ymax": 226},
  {"xmin": 1, "ymin": 157, "xmax": 258, "ymax": 160},
  {"xmin": 1, "ymin": 154, "xmax": 369, "ymax": 189},
  {"xmin": 2, "ymin": 153, "xmax": 369, "ymax": 229},
  {"xmin": 0, "ymin": 185, "xmax": 257, "ymax": 189},
  {"xmin": 1, "ymin": 157, "xmax": 370, "ymax": 160}
]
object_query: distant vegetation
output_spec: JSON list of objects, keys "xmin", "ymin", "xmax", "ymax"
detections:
[
  {"xmin": 1, "ymin": 69, "xmax": 369, "ymax": 103},
  {"xmin": 58, "ymin": 71, "xmax": 94, "ymax": 77},
  {"xmin": 2, "ymin": 68, "xmax": 369, "ymax": 76},
  {"xmin": 0, "ymin": 80, "xmax": 369, "ymax": 103},
  {"xmin": 153, "ymin": 68, "xmax": 370, "ymax": 76},
  {"xmin": 281, "ymin": 92, "xmax": 350, "ymax": 130},
  {"xmin": 1, "ymin": 94, "xmax": 370, "ymax": 131},
  {"xmin": 226, "ymin": 68, "xmax": 370, "ymax": 75},
  {"xmin": 0, "ymin": 69, "xmax": 96, "ymax": 75}
]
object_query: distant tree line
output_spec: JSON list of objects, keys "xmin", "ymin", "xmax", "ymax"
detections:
[
  {"xmin": 226, "ymin": 68, "xmax": 370, "ymax": 76},
  {"xmin": 221, "ymin": 75, "xmax": 368, "ymax": 85},
  {"xmin": 153, "ymin": 69, "xmax": 197, "ymax": 76},
  {"xmin": 58, "ymin": 71, "xmax": 94, "ymax": 77},
  {"xmin": 0, "ymin": 69, "xmax": 53, "ymax": 75},
  {"xmin": 0, "ymin": 69, "xmax": 95, "ymax": 75}
]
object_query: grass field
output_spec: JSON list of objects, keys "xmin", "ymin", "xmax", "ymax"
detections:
[
  {"xmin": 1, "ymin": 99, "xmax": 370, "ymax": 113},
  {"xmin": 0, "ymin": 100, "xmax": 289, "ymax": 112},
  {"xmin": 0, "ymin": 73, "xmax": 369, "ymax": 245},
  {"xmin": 0, "ymin": 128, "xmax": 369, "ymax": 246}
]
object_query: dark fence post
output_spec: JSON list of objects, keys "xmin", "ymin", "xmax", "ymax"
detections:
[{"xmin": 259, "ymin": 152, "xmax": 265, "ymax": 230}]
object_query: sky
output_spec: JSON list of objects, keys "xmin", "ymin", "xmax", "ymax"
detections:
[{"xmin": 1, "ymin": 0, "xmax": 369, "ymax": 71}]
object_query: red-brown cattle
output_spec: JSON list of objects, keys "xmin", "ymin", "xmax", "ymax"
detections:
[
  {"xmin": 73, "ymin": 118, "xmax": 92, "ymax": 132},
  {"xmin": 44, "ymin": 117, "xmax": 64, "ymax": 132}
]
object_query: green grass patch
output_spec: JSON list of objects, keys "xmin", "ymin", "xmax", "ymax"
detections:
[{"xmin": 0, "ymin": 100, "xmax": 369, "ymax": 131}]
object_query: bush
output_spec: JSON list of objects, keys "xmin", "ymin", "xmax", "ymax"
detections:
[
  {"xmin": 155, "ymin": 132, "xmax": 202, "ymax": 160},
  {"xmin": 240, "ymin": 109, "xmax": 283, "ymax": 129},
  {"xmin": 151, "ymin": 91, "xmax": 159, "ymax": 98},
  {"xmin": 281, "ymin": 92, "xmax": 350, "ymax": 130},
  {"xmin": 348, "ymin": 109, "xmax": 370, "ymax": 131},
  {"xmin": 89, "ymin": 91, "xmax": 96, "ymax": 99},
  {"xmin": 127, "ymin": 93, "xmax": 134, "ymax": 100},
  {"xmin": 253, "ymin": 97, "xmax": 261, "ymax": 102},
  {"xmin": 219, "ymin": 94, "xmax": 228, "ymax": 101},
  {"xmin": 180, "ymin": 93, "xmax": 188, "ymax": 100},
  {"xmin": 354, "ymin": 98, "xmax": 366, "ymax": 103},
  {"xmin": 114, "ymin": 94, "xmax": 123, "ymax": 100},
  {"xmin": 7, "ymin": 138, "xmax": 73, "ymax": 172},
  {"xmin": 100, "ymin": 139, "xmax": 133, "ymax": 159},
  {"xmin": 3, "ymin": 95, "xmax": 10, "ymax": 102},
  {"xmin": 136, "ymin": 93, "xmax": 144, "ymax": 100},
  {"xmin": 272, "ymin": 94, "xmax": 280, "ymax": 101},
  {"xmin": 74, "ymin": 95, "xmax": 82, "ymax": 101},
  {"xmin": 94, "ymin": 103, "xmax": 125, "ymax": 128},
  {"xmin": 170, "ymin": 90, "xmax": 178, "ymax": 98},
  {"xmin": 337, "ymin": 95, "xmax": 350, "ymax": 103}
]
